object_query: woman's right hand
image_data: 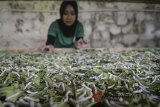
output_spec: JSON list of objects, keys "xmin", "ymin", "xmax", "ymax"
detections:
[{"xmin": 37, "ymin": 44, "xmax": 54, "ymax": 52}]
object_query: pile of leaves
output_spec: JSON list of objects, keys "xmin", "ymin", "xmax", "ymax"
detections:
[{"xmin": 0, "ymin": 48, "xmax": 160, "ymax": 107}]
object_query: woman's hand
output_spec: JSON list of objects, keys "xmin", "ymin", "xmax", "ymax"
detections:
[
  {"xmin": 75, "ymin": 38, "xmax": 87, "ymax": 49},
  {"xmin": 37, "ymin": 45, "xmax": 54, "ymax": 52}
]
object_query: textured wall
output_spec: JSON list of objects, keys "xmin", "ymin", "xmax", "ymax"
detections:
[{"xmin": 0, "ymin": 1, "xmax": 160, "ymax": 49}]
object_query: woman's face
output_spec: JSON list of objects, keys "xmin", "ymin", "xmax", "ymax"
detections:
[{"xmin": 63, "ymin": 5, "xmax": 76, "ymax": 26}]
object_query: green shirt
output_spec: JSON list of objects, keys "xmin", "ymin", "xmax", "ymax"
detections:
[{"xmin": 48, "ymin": 21, "xmax": 84, "ymax": 48}]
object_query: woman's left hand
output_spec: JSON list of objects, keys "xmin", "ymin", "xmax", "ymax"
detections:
[{"xmin": 75, "ymin": 38, "xmax": 88, "ymax": 49}]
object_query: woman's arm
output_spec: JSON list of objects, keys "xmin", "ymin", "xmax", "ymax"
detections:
[
  {"xmin": 46, "ymin": 35, "xmax": 56, "ymax": 46},
  {"xmin": 37, "ymin": 35, "xmax": 55, "ymax": 52},
  {"xmin": 76, "ymin": 37, "xmax": 83, "ymax": 41},
  {"xmin": 42, "ymin": 35, "xmax": 55, "ymax": 51}
]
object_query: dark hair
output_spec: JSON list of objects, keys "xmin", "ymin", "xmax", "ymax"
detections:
[{"xmin": 60, "ymin": 1, "xmax": 78, "ymax": 20}]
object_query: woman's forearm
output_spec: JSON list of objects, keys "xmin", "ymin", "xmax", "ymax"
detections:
[
  {"xmin": 46, "ymin": 35, "xmax": 56, "ymax": 46},
  {"xmin": 76, "ymin": 37, "xmax": 83, "ymax": 41}
]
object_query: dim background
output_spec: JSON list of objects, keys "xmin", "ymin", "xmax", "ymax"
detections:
[{"xmin": 0, "ymin": 1, "xmax": 160, "ymax": 50}]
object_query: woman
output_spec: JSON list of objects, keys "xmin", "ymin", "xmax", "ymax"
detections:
[{"xmin": 41, "ymin": 1, "xmax": 87, "ymax": 52}]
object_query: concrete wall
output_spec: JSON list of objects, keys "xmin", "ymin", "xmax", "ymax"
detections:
[{"xmin": 0, "ymin": 1, "xmax": 160, "ymax": 49}]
